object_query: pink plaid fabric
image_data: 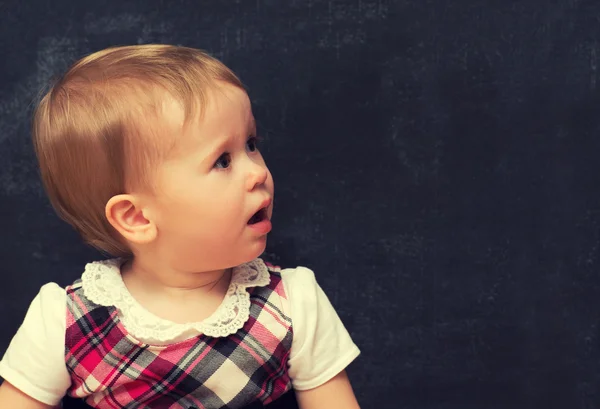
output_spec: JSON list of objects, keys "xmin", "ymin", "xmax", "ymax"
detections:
[{"xmin": 64, "ymin": 265, "xmax": 293, "ymax": 409}]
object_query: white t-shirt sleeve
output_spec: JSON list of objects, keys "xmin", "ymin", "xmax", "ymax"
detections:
[
  {"xmin": 281, "ymin": 267, "xmax": 360, "ymax": 391},
  {"xmin": 0, "ymin": 283, "xmax": 70, "ymax": 406}
]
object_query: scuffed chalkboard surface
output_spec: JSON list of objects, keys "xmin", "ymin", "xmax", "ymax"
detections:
[{"xmin": 2, "ymin": 1, "xmax": 600, "ymax": 408}]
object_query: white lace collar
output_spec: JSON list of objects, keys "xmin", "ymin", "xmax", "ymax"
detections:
[{"xmin": 80, "ymin": 258, "xmax": 271, "ymax": 342}]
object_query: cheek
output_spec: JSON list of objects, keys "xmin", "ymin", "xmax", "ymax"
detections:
[
  {"xmin": 152, "ymin": 190, "xmax": 201, "ymax": 229},
  {"xmin": 159, "ymin": 188, "xmax": 244, "ymax": 231}
]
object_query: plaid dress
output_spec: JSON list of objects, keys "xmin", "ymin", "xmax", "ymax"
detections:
[{"xmin": 64, "ymin": 265, "xmax": 293, "ymax": 409}]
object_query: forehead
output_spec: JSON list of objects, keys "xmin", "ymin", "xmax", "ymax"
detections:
[
  {"xmin": 199, "ymin": 83, "xmax": 253, "ymax": 131},
  {"xmin": 162, "ymin": 83, "xmax": 253, "ymax": 155}
]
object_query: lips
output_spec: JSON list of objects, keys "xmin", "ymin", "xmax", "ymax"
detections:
[
  {"xmin": 248, "ymin": 208, "xmax": 267, "ymax": 224},
  {"xmin": 248, "ymin": 198, "xmax": 272, "ymax": 225}
]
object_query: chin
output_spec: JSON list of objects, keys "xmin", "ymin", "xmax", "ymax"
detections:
[{"xmin": 244, "ymin": 238, "xmax": 268, "ymax": 263}]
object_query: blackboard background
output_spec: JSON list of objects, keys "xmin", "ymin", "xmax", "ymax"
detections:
[{"xmin": 2, "ymin": 1, "xmax": 600, "ymax": 408}]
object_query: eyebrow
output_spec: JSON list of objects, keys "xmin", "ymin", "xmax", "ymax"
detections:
[{"xmin": 201, "ymin": 117, "xmax": 257, "ymax": 165}]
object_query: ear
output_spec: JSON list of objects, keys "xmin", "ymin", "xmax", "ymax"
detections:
[{"xmin": 105, "ymin": 194, "xmax": 157, "ymax": 245}]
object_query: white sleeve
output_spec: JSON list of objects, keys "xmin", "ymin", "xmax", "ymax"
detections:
[
  {"xmin": 0, "ymin": 283, "xmax": 70, "ymax": 406},
  {"xmin": 281, "ymin": 267, "xmax": 360, "ymax": 391}
]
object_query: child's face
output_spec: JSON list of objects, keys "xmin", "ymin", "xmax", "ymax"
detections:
[{"xmin": 145, "ymin": 83, "xmax": 274, "ymax": 272}]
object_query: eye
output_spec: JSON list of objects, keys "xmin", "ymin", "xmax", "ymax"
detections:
[
  {"xmin": 246, "ymin": 136, "xmax": 259, "ymax": 153},
  {"xmin": 214, "ymin": 153, "xmax": 231, "ymax": 169}
]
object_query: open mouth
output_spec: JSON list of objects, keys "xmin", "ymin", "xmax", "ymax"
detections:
[{"xmin": 248, "ymin": 208, "xmax": 268, "ymax": 225}]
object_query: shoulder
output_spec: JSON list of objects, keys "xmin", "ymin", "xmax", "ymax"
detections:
[
  {"xmin": 262, "ymin": 259, "xmax": 316, "ymax": 283},
  {"xmin": 260, "ymin": 262, "xmax": 325, "ymax": 322},
  {"xmin": 280, "ymin": 266, "xmax": 316, "ymax": 282},
  {"xmin": 38, "ymin": 282, "xmax": 67, "ymax": 299},
  {"xmin": 251, "ymin": 260, "xmax": 320, "ymax": 312},
  {"xmin": 279, "ymin": 265, "xmax": 319, "ymax": 300},
  {"xmin": 25, "ymin": 283, "xmax": 67, "ymax": 340},
  {"xmin": 31, "ymin": 282, "xmax": 67, "ymax": 320},
  {"xmin": 257, "ymin": 260, "xmax": 319, "ymax": 299}
]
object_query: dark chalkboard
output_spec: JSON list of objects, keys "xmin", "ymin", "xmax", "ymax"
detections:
[{"xmin": 2, "ymin": 1, "xmax": 600, "ymax": 408}]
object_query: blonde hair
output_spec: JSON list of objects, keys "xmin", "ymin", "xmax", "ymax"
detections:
[{"xmin": 32, "ymin": 44, "xmax": 243, "ymax": 257}]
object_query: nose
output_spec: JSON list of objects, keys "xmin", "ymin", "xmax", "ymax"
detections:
[{"xmin": 246, "ymin": 160, "xmax": 269, "ymax": 191}]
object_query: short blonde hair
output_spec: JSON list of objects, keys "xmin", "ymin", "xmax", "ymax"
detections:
[{"xmin": 32, "ymin": 44, "xmax": 243, "ymax": 257}]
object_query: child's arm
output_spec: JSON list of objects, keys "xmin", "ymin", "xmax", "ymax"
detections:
[
  {"xmin": 0, "ymin": 381, "xmax": 56, "ymax": 409},
  {"xmin": 295, "ymin": 370, "xmax": 360, "ymax": 409},
  {"xmin": 281, "ymin": 267, "xmax": 362, "ymax": 408},
  {"xmin": 0, "ymin": 283, "xmax": 70, "ymax": 408}
]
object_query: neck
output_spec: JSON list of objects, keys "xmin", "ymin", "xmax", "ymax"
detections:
[{"xmin": 121, "ymin": 256, "xmax": 232, "ymax": 299}]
